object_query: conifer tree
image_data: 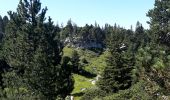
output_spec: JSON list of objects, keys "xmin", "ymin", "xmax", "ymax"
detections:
[
  {"xmin": 0, "ymin": 16, "xmax": 3, "ymax": 33},
  {"xmin": 60, "ymin": 19, "xmax": 73, "ymax": 40},
  {"xmin": 147, "ymin": 0, "xmax": 170, "ymax": 45},
  {"xmin": 97, "ymin": 51, "xmax": 133, "ymax": 93},
  {"xmin": 2, "ymin": 0, "xmax": 74, "ymax": 99},
  {"xmin": 70, "ymin": 50, "xmax": 80, "ymax": 72},
  {"xmin": 2, "ymin": 16, "xmax": 9, "ymax": 33},
  {"xmin": 131, "ymin": 21, "xmax": 146, "ymax": 52},
  {"xmin": 97, "ymin": 30, "xmax": 133, "ymax": 93}
]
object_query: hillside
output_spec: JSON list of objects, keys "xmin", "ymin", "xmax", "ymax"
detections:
[
  {"xmin": 0, "ymin": 0, "xmax": 170, "ymax": 100},
  {"xmin": 63, "ymin": 47, "xmax": 111, "ymax": 99}
]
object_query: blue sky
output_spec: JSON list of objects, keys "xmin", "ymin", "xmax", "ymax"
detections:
[{"xmin": 0, "ymin": 0, "xmax": 154, "ymax": 29}]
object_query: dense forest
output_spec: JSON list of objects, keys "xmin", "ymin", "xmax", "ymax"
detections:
[{"xmin": 0, "ymin": 0, "xmax": 170, "ymax": 100}]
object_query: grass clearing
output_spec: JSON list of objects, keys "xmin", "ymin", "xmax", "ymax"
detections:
[
  {"xmin": 71, "ymin": 74, "xmax": 94, "ymax": 100},
  {"xmin": 63, "ymin": 47, "xmax": 110, "ymax": 99}
]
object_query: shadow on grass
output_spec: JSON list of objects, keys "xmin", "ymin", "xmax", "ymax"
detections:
[
  {"xmin": 89, "ymin": 47, "xmax": 103, "ymax": 52},
  {"xmin": 76, "ymin": 69, "xmax": 97, "ymax": 78},
  {"xmin": 72, "ymin": 92, "xmax": 84, "ymax": 97}
]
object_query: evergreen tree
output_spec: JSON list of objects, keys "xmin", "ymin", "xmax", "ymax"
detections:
[
  {"xmin": 2, "ymin": 16, "xmax": 9, "ymax": 33},
  {"xmin": 131, "ymin": 21, "xmax": 146, "ymax": 52},
  {"xmin": 0, "ymin": 16, "xmax": 3, "ymax": 33},
  {"xmin": 79, "ymin": 24, "xmax": 91, "ymax": 41},
  {"xmin": 97, "ymin": 51, "xmax": 133, "ymax": 93},
  {"xmin": 70, "ymin": 50, "xmax": 80, "ymax": 72},
  {"xmin": 60, "ymin": 19, "xmax": 73, "ymax": 40},
  {"xmin": 147, "ymin": 0, "xmax": 170, "ymax": 45},
  {"xmin": 0, "ymin": 16, "xmax": 3, "ymax": 41},
  {"xmin": 91, "ymin": 24, "xmax": 104, "ymax": 45},
  {"xmin": 2, "ymin": 0, "xmax": 74, "ymax": 99},
  {"xmin": 97, "ymin": 29, "xmax": 133, "ymax": 93}
]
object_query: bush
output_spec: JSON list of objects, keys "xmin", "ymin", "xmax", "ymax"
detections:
[
  {"xmin": 80, "ymin": 87, "xmax": 107, "ymax": 100},
  {"xmin": 103, "ymin": 80, "xmax": 152, "ymax": 100},
  {"xmin": 0, "ymin": 88, "xmax": 44, "ymax": 100}
]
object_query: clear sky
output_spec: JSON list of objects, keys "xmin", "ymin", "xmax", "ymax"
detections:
[{"xmin": 0, "ymin": 0, "xmax": 154, "ymax": 29}]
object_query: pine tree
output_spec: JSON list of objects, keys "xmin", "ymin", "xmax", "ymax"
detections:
[
  {"xmin": 97, "ymin": 51, "xmax": 133, "ymax": 93},
  {"xmin": 70, "ymin": 50, "xmax": 80, "ymax": 72},
  {"xmin": 2, "ymin": 0, "xmax": 74, "ymax": 99},
  {"xmin": 131, "ymin": 21, "xmax": 146, "ymax": 52},
  {"xmin": 131, "ymin": 0, "xmax": 170, "ymax": 97},
  {"xmin": 60, "ymin": 19, "xmax": 73, "ymax": 40},
  {"xmin": 79, "ymin": 24, "xmax": 91, "ymax": 42},
  {"xmin": 91, "ymin": 24, "xmax": 104, "ymax": 47},
  {"xmin": 147, "ymin": 0, "xmax": 170, "ymax": 45},
  {"xmin": 0, "ymin": 16, "xmax": 3, "ymax": 42},
  {"xmin": 2, "ymin": 16, "xmax": 9, "ymax": 33},
  {"xmin": 0, "ymin": 16, "xmax": 3, "ymax": 33},
  {"xmin": 97, "ymin": 28, "xmax": 133, "ymax": 93}
]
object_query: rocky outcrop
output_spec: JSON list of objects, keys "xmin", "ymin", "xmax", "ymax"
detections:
[{"xmin": 64, "ymin": 37, "xmax": 104, "ymax": 49}]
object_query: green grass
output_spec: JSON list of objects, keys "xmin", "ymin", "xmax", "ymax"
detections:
[
  {"xmin": 63, "ymin": 46, "xmax": 75, "ymax": 57},
  {"xmin": 77, "ymin": 49, "xmax": 99, "ymax": 62},
  {"xmin": 72, "ymin": 74, "xmax": 94, "ymax": 100},
  {"xmin": 63, "ymin": 47, "xmax": 111, "ymax": 99},
  {"xmin": 85, "ymin": 51, "xmax": 111, "ymax": 74},
  {"xmin": 63, "ymin": 46, "xmax": 100, "ymax": 63}
]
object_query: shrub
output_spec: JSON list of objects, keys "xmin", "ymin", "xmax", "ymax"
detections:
[
  {"xmin": 80, "ymin": 87, "xmax": 107, "ymax": 100},
  {"xmin": 103, "ymin": 81, "xmax": 152, "ymax": 100}
]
